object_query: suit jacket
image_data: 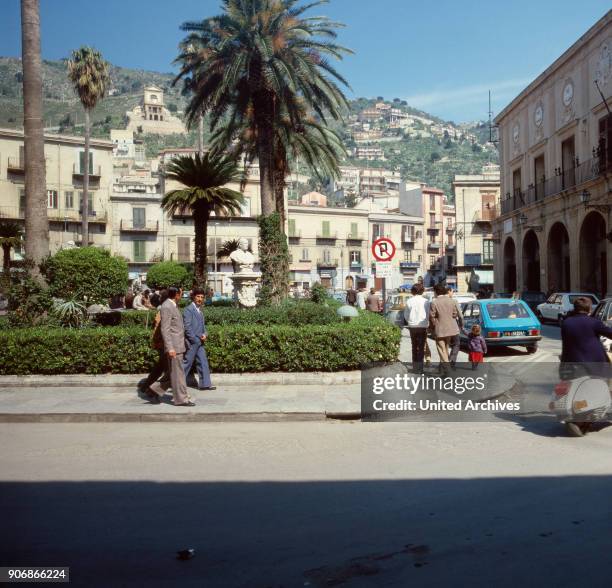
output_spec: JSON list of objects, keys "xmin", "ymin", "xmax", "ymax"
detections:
[
  {"xmin": 183, "ymin": 302, "xmax": 207, "ymax": 348},
  {"xmin": 429, "ymin": 295, "xmax": 459, "ymax": 338},
  {"xmin": 560, "ymin": 314, "xmax": 612, "ymax": 362},
  {"xmin": 160, "ymin": 298, "xmax": 186, "ymax": 355}
]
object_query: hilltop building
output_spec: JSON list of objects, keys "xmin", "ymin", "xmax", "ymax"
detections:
[{"xmin": 126, "ymin": 86, "xmax": 186, "ymax": 136}]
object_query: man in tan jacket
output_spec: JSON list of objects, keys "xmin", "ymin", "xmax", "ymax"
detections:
[
  {"xmin": 149, "ymin": 287, "xmax": 193, "ymax": 406},
  {"xmin": 429, "ymin": 283, "xmax": 459, "ymax": 374}
]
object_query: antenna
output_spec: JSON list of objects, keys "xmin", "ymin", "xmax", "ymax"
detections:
[{"xmin": 488, "ymin": 90, "xmax": 499, "ymax": 144}]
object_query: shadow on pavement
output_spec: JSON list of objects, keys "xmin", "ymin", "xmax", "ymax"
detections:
[{"xmin": 2, "ymin": 476, "xmax": 612, "ymax": 587}]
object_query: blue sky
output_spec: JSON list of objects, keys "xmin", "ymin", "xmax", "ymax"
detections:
[{"xmin": 1, "ymin": 0, "xmax": 610, "ymax": 122}]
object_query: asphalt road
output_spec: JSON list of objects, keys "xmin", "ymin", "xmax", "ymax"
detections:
[{"xmin": 1, "ymin": 420, "xmax": 611, "ymax": 587}]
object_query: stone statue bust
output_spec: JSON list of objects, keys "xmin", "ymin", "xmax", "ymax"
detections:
[{"xmin": 229, "ymin": 238, "xmax": 255, "ymax": 274}]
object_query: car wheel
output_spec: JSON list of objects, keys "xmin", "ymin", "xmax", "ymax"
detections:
[
  {"xmin": 526, "ymin": 344, "xmax": 538, "ymax": 354},
  {"xmin": 557, "ymin": 314, "xmax": 564, "ymax": 327}
]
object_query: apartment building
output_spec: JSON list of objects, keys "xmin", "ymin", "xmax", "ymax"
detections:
[
  {"xmin": 453, "ymin": 164, "xmax": 500, "ymax": 295},
  {"xmin": 354, "ymin": 146, "xmax": 385, "ymax": 161},
  {"xmin": 0, "ymin": 128, "xmax": 114, "ymax": 252},
  {"xmin": 492, "ymin": 10, "xmax": 612, "ymax": 298}
]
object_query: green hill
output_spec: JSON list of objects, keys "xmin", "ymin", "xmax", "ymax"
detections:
[{"xmin": 0, "ymin": 57, "xmax": 498, "ymax": 199}]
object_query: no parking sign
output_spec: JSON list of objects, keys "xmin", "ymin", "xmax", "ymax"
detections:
[{"xmin": 372, "ymin": 237, "xmax": 396, "ymax": 262}]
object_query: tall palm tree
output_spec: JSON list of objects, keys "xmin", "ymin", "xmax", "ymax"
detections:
[
  {"xmin": 20, "ymin": 0, "xmax": 49, "ymax": 281},
  {"xmin": 162, "ymin": 153, "xmax": 245, "ymax": 287},
  {"xmin": 67, "ymin": 46, "xmax": 110, "ymax": 247},
  {"xmin": 174, "ymin": 0, "xmax": 352, "ymax": 222},
  {"xmin": 0, "ymin": 221, "xmax": 23, "ymax": 289}
]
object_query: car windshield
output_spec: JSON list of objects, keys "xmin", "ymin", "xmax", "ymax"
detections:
[{"xmin": 486, "ymin": 302, "xmax": 530, "ymax": 320}]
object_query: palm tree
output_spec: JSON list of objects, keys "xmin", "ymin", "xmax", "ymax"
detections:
[
  {"xmin": 20, "ymin": 0, "xmax": 49, "ymax": 281},
  {"xmin": 67, "ymin": 47, "xmax": 110, "ymax": 247},
  {"xmin": 174, "ymin": 0, "xmax": 352, "ymax": 221},
  {"xmin": 162, "ymin": 153, "xmax": 245, "ymax": 287},
  {"xmin": 0, "ymin": 221, "xmax": 23, "ymax": 290},
  {"xmin": 216, "ymin": 238, "xmax": 253, "ymax": 272}
]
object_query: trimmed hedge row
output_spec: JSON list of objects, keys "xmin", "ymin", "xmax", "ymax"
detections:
[
  {"xmin": 117, "ymin": 301, "xmax": 340, "ymax": 327},
  {"xmin": 0, "ymin": 314, "xmax": 400, "ymax": 374}
]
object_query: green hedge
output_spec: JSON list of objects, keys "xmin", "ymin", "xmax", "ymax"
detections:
[
  {"xmin": 0, "ymin": 314, "xmax": 400, "ymax": 374},
  {"xmin": 116, "ymin": 301, "xmax": 340, "ymax": 328}
]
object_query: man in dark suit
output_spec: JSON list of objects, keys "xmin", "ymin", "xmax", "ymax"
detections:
[
  {"xmin": 561, "ymin": 297, "xmax": 612, "ymax": 363},
  {"xmin": 183, "ymin": 287, "xmax": 215, "ymax": 391}
]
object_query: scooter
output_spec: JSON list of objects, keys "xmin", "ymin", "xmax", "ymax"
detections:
[{"xmin": 549, "ymin": 375, "xmax": 611, "ymax": 437}]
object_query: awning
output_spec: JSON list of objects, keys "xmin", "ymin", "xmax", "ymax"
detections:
[{"xmin": 128, "ymin": 272, "xmax": 140, "ymax": 280}]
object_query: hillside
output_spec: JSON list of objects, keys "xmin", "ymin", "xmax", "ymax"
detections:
[{"xmin": 0, "ymin": 57, "xmax": 498, "ymax": 199}]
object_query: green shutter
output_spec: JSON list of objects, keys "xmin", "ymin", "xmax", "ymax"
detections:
[
  {"xmin": 350, "ymin": 222, "xmax": 358, "ymax": 238},
  {"xmin": 288, "ymin": 219, "xmax": 296, "ymax": 237},
  {"xmin": 133, "ymin": 240, "xmax": 146, "ymax": 262},
  {"xmin": 322, "ymin": 220, "xmax": 330, "ymax": 237},
  {"xmin": 79, "ymin": 152, "xmax": 94, "ymax": 174}
]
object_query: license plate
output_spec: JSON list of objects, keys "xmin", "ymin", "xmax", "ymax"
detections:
[{"xmin": 504, "ymin": 331, "xmax": 525, "ymax": 337}]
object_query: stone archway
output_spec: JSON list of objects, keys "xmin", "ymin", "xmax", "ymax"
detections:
[
  {"xmin": 547, "ymin": 222, "xmax": 570, "ymax": 292},
  {"xmin": 579, "ymin": 211, "xmax": 607, "ymax": 298},
  {"xmin": 503, "ymin": 237, "xmax": 517, "ymax": 293},
  {"xmin": 522, "ymin": 230, "xmax": 541, "ymax": 291}
]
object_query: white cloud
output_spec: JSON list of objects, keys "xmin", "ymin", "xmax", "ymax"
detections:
[{"xmin": 403, "ymin": 78, "xmax": 534, "ymax": 117}]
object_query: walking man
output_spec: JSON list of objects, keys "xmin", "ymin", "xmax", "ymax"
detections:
[
  {"xmin": 346, "ymin": 286, "xmax": 357, "ymax": 306},
  {"xmin": 429, "ymin": 283, "xmax": 459, "ymax": 374},
  {"xmin": 356, "ymin": 287, "xmax": 366, "ymax": 310},
  {"xmin": 183, "ymin": 287, "xmax": 215, "ymax": 391},
  {"xmin": 404, "ymin": 283, "xmax": 430, "ymax": 372},
  {"xmin": 149, "ymin": 286, "xmax": 194, "ymax": 406},
  {"xmin": 366, "ymin": 287, "xmax": 382, "ymax": 313}
]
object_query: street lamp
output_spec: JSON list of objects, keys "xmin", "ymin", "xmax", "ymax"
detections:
[
  {"xmin": 580, "ymin": 189, "xmax": 591, "ymax": 206},
  {"xmin": 580, "ymin": 188, "xmax": 611, "ymax": 213}
]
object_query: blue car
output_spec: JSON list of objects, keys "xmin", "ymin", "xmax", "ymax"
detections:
[{"xmin": 460, "ymin": 298, "xmax": 542, "ymax": 354}]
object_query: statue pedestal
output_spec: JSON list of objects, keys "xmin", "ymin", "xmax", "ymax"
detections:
[{"xmin": 230, "ymin": 272, "xmax": 261, "ymax": 308}]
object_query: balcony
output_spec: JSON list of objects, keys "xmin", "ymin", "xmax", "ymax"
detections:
[
  {"xmin": 288, "ymin": 231, "xmax": 301, "ymax": 241},
  {"xmin": 500, "ymin": 151, "xmax": 611, "ymax": 215},
  {"xmin": 473, "ymin": 205, "xmax": 498, "ymax": 224},
  {"xmin": 317, "ymin": 258, "xmax": 339, "ymax": 268},
  {"xmin": 427, "ymin": 242, "xmax": 441, "ymax": 250},
  {"xmin": 400, "ymin": 261, "xmax": 420, "ymax": 270},
  {"xmin": 316, "ymin": 232, "xmax": 338, "ymax": 240},
  {"xmin": 346, "ymin": 232, "xmax": 365, "ymax": 241},
  {"xmin": 120, "ymin": 220, "xmax": 159, "ymax": 233},
  {"xmin": 401, "ymin": 233, "xmax": 416, "ymax": 245},
  {"xmin": 7, "ymin": 157, "xmax": 25, "ymax": 174},
  {"xmin": 446, "ymin": 244, "xmax": 456, "ymax": 251},
  {"xmin": 45, "ymin": 209, "xmax": 107, "ymax": 223},
  {"xmin": 446, "ymin": 225, "xmax": 455, "ymax": 233},
  {"xmin": 73, "ymin": 164, "xmax": 102, "ymax": 179}
]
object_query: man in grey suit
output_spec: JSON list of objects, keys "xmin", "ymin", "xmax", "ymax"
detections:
[
  {"xmin": 149, "ymin": 286, "xmax": 193, "ymax": 406},
  {"xmin": 183, "ymin": 287, "xmax": 215, "ymax": 390},
  {"xmin": 429, "ymin": 283, "xmax": 459, "ymax": 375}
]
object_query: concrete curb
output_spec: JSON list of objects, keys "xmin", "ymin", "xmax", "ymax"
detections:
[{"xmin": 0, "ymin": 371, "xmax": 362, "ymax": 388}]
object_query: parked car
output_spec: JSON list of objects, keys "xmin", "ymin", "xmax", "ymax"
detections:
[
  {"xmin": 459, "ymin": 298, "xmax": 542, "ymax": 353},
  {"xmin": 384, "ymin": 292, "xmax": 412, "ymax": 327},
  {"xmin": 490, "ymin": 292, "xmax": 513, "ymax": 299},
  {"xmin": 536, "ymin": 292, "xmax": 600, "ymax": 325},
  {"xmin": 519, "ymin": 291, "xmax": 547, "ymax": 312},
  {"xmin": 592, "ymin": 297, "xmax": 612, "ymax": 326}
]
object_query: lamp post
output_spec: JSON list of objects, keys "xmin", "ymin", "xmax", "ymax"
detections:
[{"xmin": 213, "ymin": 221, "xmax": 218, "ymax": 291}]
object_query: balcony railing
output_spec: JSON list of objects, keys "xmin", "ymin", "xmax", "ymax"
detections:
[
  {"xmin": 346, "ymin": 232, "xmax": 365, "ymax": 241},
  {"xmin": 316, "ymin": 232, "xmax": 338, "ymax": 239},
  {"xmin": 7, "ymin": 157, "xmax": 25, "ymax": 172},
  {"xmin": 400, "ymin": 261, "xmax": 420, "ymax": 269},
  {"xmin": 473, "ymin": 205, "xmax": 498, "ymax": 223},
  {"xmin": 0, "ymin": 206, "xmax": 24, "ymax": 220},
  {"xmin": 446, "ymin": 225, "xmax": 455, "ymax": 232},
  {"xmin": 317, "ymin": 258, "xmax": 339, "ymax": 267},
  {"xmin": 120, "ymin": 220, "xmax": 159, "ymax": 232},
  {"xmin": 500, "ymin": 151, "xmax": 610, "ymax": 215},
  {"xmin": 401, "ymin": 233, "xmax": 416, "ymax": 244},
  {"xmin": 72, "ymin": 164, "xmax": 102, "ymax": 178},
  {"xmin": 288, "ymin": 230, "xmax": 301, "ymax": 239},
  {"xmin": 427, "ymin": 242, "xmax": 441, "ymax": 250},
  {"xmin": 446, "ymin": 244, "xmax": 456, "ymax": 251}
]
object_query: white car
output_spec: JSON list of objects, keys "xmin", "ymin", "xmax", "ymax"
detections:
[{"xmin": 536, "ymin": 292, "xmax": 599, "ymax": 325}]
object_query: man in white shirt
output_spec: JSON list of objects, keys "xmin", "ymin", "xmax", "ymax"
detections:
[
  {"xmin": 356, "ymin": 287, "xmax": 367, "ymax": 310},
  {"xmin": 403, "ymin": 283, "xmax": 430, "ymax": 372}
]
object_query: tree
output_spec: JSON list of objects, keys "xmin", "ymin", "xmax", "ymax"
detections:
[
  {"xmin": 0, "ymin": 221, "xmax": 23, "ymax": 290},
  {"xmin": 20, "ymin": 0, "xmax": 49, "ymax": 282},
  {"xmin": 146, "ymin": 261, "xmax": 191, "ymax": 290},
  {"xmin": 174, "ymin": 0, "xmax": 351, "ymax": 221},
  {"xmin": 67, "ymin": 46, "xmax": 110, "ymax": 247},
  {"xmin": 161, "ymin": 153, "xmax": 245, "ymax": 287}
]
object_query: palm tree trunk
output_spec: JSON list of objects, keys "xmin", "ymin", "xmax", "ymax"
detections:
[
  {"xmin": 254, "ymin": 93, "xmax": 276, "ymax": 218},
  {"xmin": 274, "ymin": 147, "xmax": 288, "ymax": 231},
  {"xmin": 193, "ymin": 206, "xmax": 210, "ymax": 288},
  {"xmin": 198, "ymin": 114, "xmax": 204, "ymax": 156},
  {"xmin": 20, "ymin": 0, "xmax": 49, "ymax": 280},
  {"xmin": 81, "ymin": 108, "xmax": 90, "ymax": 246},
  {"xmin": 2, "ymin": 244, "xmax": 11, "ymax": 275}
]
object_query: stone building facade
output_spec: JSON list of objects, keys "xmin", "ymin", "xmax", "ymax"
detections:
[
  {"xmin": 493, "ymin": 11, "xmax": 612, "ymax": 299},
  {"xmin": 126, "ymin": 86, "xmax": 186, "ymax": 136}
]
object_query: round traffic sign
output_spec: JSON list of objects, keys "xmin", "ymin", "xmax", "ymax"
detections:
[{"xmin": 372, "ymin": 237, "xmax": 396, "ymax": 262}]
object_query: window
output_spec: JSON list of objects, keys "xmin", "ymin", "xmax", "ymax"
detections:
[
  {"xmin": 177, "ymin": 237, "xmax": 190, "ymax": 262},
  {"xmin": 372, "ymin": 223, "xmax": 383, "ymax": 240},
  {"xmin": 47, "ymin": 190, "xmax": 58, "ymax": 209},
  {"xmin": 429, "ymin": 194, "xmax": 436, "ymax": 210},
  {"xmin": 418, "ymin": 255, "xmax": 422, "ymax": 262},
  {"xmin": 350, "ymin": 251, "xmax": 361, "ymax": 265},
  {"xmin": 323, "ymin": 249, "xmax": 331, "ymax": 263},
  {"xmin": 350, "ymin": 222, "xmax": 358, "ymax": 238},
  {"xmin": 133, "ymin": 207, "xmax": 146, "ymax": 229},
  {"xmin": 133, "ymin": 240, "xmax": 146, "ymax": 262},
  {"xmin": 79, "ymin": 192, "xmax": 94, "ymax": 215},
  {"xmin": 430, "ymin": 255, "xmax": 436, "ymax": 266},
  {"xmin": 429, "ymin": 212, "xmax": 436, "ymax": 228},
  {"xmin": 512, "ymin": 168, "xmax": 522, "ymax": 196},
  {"xmin": 301, "ymin": 248, "xmax": 310, "ymax": 261},
  {"xmin": 402, "ymin": 224, "xmax": 414, "ymax": 242},
  {"xmin": 403, "ymin": 250, "xmax": 413, "ymax": 262},
  {"xmin": 561, "ymin": 136, "xmax": 575, "ymax": 188},
  {"xmin": 534, "ymin": 155, "xmax": 545, "ymax": 199},
  {"xmin": 321, "ymin": 220, "xmax": 331, "ymax": 237},
  {"xmin": 19, "ymin": 189, "xmax": 25, "ymax": 213},
  {"xmin": 65, "ymin": 191, "xmax": 74, "ymax": 209},
  {"xmin": 482, "ymin": 239, "xmax": 494, "ymax": 264},
  {"xmin": 79, "ymin": 151, "xmax": 94, "ymax": 174},
  {"xmin": 486, "ymin": 303, "xmax": 529, "ymax": 320},
  {"xmin": 598, "ymin": 113, "xmax": 612, "ymax": 169},
  {"xmin": 447, "ymin": 233, "xmax": 454, "ymax": 246},
  {"xmin": 288, "ymin": 219, "xmax": 296, "ymax": 237}
]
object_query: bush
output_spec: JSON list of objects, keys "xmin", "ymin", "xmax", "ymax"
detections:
[
  {"xmin": 7, "ymin": 277, "xmax": 55, "ymax": 327},
  {"xmin": 0, "ymin": 313, "xmax": 400, "ymax": 374},
  {"xmin": 146, "ymin": 261, "xmax": 191, "ymax": 290},
  {"xmin": 310, "ymin": 282, "xmax": 329, "ymax": 304},
  {"xmin": 44, "ymin": 247, "xmax": 128, "ymax": 304}
]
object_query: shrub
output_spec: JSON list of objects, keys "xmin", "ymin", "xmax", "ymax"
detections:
[
  {"xmin": 51, "ymin": 298, "xmax": 88, "ymax": 328},
  {"xmin": 0, "ymin": 313, "xmax": 400, "ymax": 374},
  {"xmin": 7, "ymin": 277, "xmax": 55, "ymax": 327},
  {"xmin": 44, "ymin": 247, "xmax": 128, "ymax": 304},
  {"xmin": 310, "ymin": 282, "xmax": 329, "ymax": 304},
  {"xmin": 146, "ymin": 261, "xmax": 191, "ymax": 290}
]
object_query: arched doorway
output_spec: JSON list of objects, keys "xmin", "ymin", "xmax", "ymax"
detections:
[
  {"xmin": 522, "ymin": 230, "xmax": 541, "ymax": 291},
  {"xmin": 547, "ymin": 222, "xmax": 570, "ymax": 292},
  {"xmin": 579, "ymin": 211, "xmax": 607, "ymax": 298},
  {"xmin": 503, "ymin": 237, "xmax": 517, "ymax": 293},
  {"xmin": 345, "ymin": 275, "xmax": 354, "ymax": 290}
]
